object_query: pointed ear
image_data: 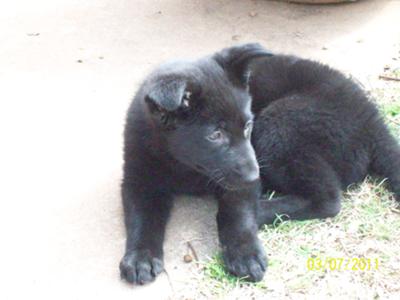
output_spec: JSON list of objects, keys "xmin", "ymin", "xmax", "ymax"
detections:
[
  {"xmin": 214, "ymin": 43, "xmax": 273, "ymax": 87},
  {"xmin": 145, "ymin": 78, "xmax": 187, "ymax": 112}
]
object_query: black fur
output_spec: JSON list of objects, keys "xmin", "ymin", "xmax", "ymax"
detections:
[
  {"xmin": 119, "ymin": 44, "xmax": 400, "ymax": 285},
  {"xmin": 249, "ymin": 55, "xmax": 400, "ymax": 224}
]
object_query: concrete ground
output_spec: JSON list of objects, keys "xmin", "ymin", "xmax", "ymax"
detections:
[{"xmin": 1, "ymin": 0, "xmax": 399, "ymax": 299}]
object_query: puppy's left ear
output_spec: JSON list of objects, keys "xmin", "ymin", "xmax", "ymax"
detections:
[
  {"xmin": 146, "ymin": 78, "xmax": 187, "ymax": 112},
  {"xmin": 214, "ymin": 43, "xmax": 273, "ymax": 87}
]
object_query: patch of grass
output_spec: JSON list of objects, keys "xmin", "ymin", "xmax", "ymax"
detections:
[
  {"xmin": 201, "ymin": 253, "xmax": 267, "ymax": 297},
  {"xmin": 196, "ymin": 179, "xmax": 400, "ymax": 299},
  {"xmin": 388, "ymin": 67, "xmax": 400, "ymax": 78},
  {"xmin": 203, "ymin": 254, "xmax": 238, "ymax": 287},
  {"xmin": 371, "ymin": 62, "xmax": 400, "ymax": 138},
  {"xmin": 382, "ymin": 102, "xmax": 400, "ymax": 138},
  {"xmin": 383, "ymin": 102, "xmax": 400, "ymax": 135},
  {"xmin": 383, "ymin": 103, "xmax": 400, "ymax": 118}
]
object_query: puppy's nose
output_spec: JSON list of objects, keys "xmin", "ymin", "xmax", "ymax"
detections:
[
  {"xmin": 242, "ymin": 161, "xmax": 260, "ymax": 183},
  {"xmin": 234, "ymin": 141, "xmax": 260, "ymax": 184},
  {"xmin": 235, "ymin": 159, "xmax": 260, "ymax": 183}
]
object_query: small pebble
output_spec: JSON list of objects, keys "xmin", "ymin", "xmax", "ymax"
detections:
[
  {"xmin": 232, "ymin": 35, "xmax": 240, "ymax": 41},
  {"xmin": 249, "ymin": 11, "xmax": 258, "ymax": 17},
  {"xmin": 293, "ymin": 31, "xmax": 302, "ymax": 38},
  {"xmin": 183, "ymin": 254, "xmax": 193, "ymax": 263},
  {"xmin": 77, "ymin": 59, "xmax": 83, "ymax": 63},
  {"xmin": 322, "ymin": 46, "xmax": 328, "ymax": 51}
]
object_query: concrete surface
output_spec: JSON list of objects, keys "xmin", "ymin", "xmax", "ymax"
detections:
[{"xmin": 1, "ymin": 0, "xmax": 399, "ymax": 299}]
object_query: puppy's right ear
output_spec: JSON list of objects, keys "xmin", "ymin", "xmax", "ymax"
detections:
[
  {"xmin": 145, "ymin": 78, "xmax": 187, "ymax": 113},
  {"xmin": 214, "ymin": 43, "xmax": 273, "ymax": 87}
]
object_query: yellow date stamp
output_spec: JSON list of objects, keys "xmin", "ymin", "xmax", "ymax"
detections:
[{"xmin": 307, "ymin": 257, "xmax": 379, "ymax": 271}]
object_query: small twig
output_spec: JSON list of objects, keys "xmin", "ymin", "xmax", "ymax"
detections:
[
  {"xmin": 379, "ymin": 75, "xmax": 400, "ymax": 82},
  {"xmin": 338, "ymin": 238, "xmax": 351, "ymax": 257},
  {"xmin": 387, "ymin": 117, "xmax": 400, "ymax": 126},
  {"xmin": 163, "ymin": 269, "xmax": 175, "ymax": 295},
  {"xmin": 390, "ymin": 207, "xmax": 400, "ymax": 214},
  {"xmin": 187, "ymin": 241, "xmax": 199, "ymax": 262}
]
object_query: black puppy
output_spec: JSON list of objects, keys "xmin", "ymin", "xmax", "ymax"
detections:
[{"xmin": 120, "ymin": 44, "xmax": 400, "ymax": 285}]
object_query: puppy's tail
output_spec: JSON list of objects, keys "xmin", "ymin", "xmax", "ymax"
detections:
[{"xmin": 369, "ymin": 127, "xmax": 400, "ymax": 201}]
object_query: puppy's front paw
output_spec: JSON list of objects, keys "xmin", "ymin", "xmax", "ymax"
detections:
[
  {"xmin": 222, "ymin": 240, "xmax": 267, "ymax": 282},
  {"xmin": 119, "ymin": 249, "xmax": 164, "ymax": 285}
]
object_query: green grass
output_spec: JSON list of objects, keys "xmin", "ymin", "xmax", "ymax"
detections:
[
  {"xmin": 202, "ymin": 254, "xmax": 267, "ymax": 292},
  {"xmin": 383, "ymin": 103, "xmax": 400, "ymax": 118},
  {"xmin": 197, "ymin": 179, "xmax": 400, "ymax": 299},
  {"xmin": 383, "ymin": 103, "xmax": 400, "ymax": 138},
  {"xmin": 374, "ymin": 65, "xmax": 400, "ymax": 138}
]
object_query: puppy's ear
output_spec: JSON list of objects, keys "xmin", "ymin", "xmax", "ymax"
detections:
[
  {"xmin": 214, "ymin": 43, "xmax": 273, "ymax": 87},
  {"xmin": 145, "ymin": 78, "xmax": 187, "ymax": 113}
]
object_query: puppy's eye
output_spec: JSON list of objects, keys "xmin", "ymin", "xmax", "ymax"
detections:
[
  {"xmin": 182, "ymin": 91, "xmax": 191, "ymax": 108},
  {"xmin": 207, "ymin": 130, "xmax": 223, "ymax": 142},
  {"xmin": 244, "ymin": 120, "xmax": 253, "ymax": 139}
]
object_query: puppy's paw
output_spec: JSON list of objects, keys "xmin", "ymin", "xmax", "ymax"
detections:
[
  {"xmin": 222, "ymin": 241, "xmax": 267, "ymax": 282},
  {"xmin": 119, "ymin": 250, "xmax": 164, "ymax": 285}
]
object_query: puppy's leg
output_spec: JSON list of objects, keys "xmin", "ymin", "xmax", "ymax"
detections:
[
  {"xmin": 216, "ymin": 184, "xmax": 267, "ymax": 282},
  {"xmin": 370, "ymin": 130, "xmax": 400, "ymax": 201},
  {"xmin": 258, "ymin": 155, "xmax": 341, "ymax": 226},
  {"xmin": 119, "ymin": 181, "xmax": 173, "ymax": 285}
]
